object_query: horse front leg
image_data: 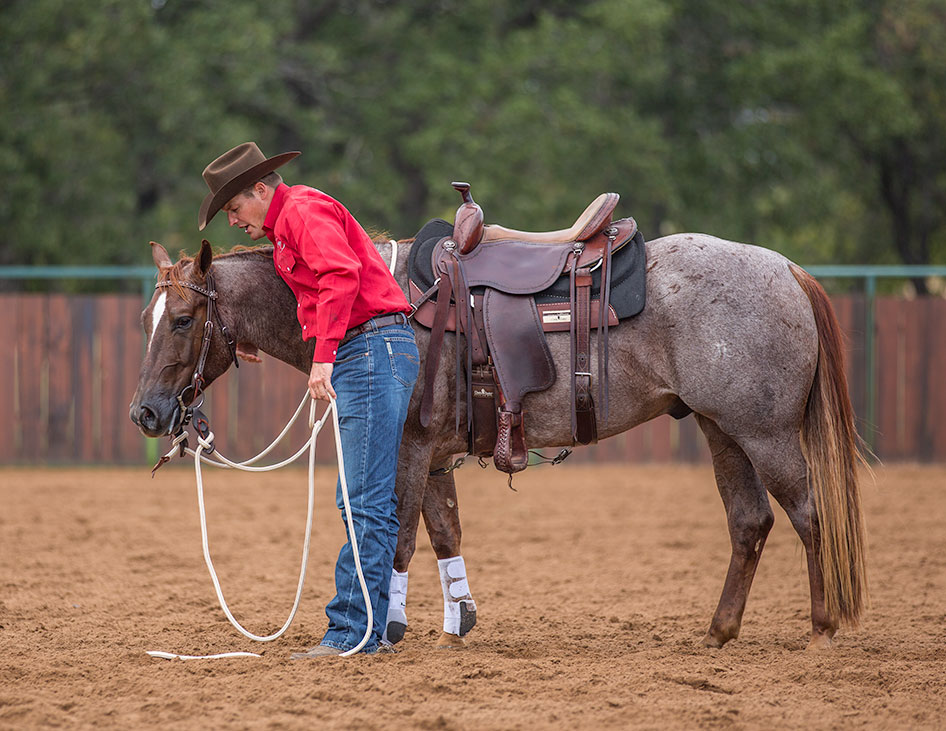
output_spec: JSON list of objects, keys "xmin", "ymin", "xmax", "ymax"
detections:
[
  {"xmin": 422, "ymin": 468, "xmax": 476, "ymax": 648},
  {"xmin": 383, "ymin": 438, "xmax": 433, "ymax": 646}
]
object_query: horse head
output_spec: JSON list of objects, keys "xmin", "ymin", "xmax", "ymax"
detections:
[{"xmin": 130, "ymin": 239, "xmax": 236, "ymax": 437}]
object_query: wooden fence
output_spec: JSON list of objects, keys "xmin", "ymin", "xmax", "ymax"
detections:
[{"xmin": 1, "ymin": 292, "xmax": 944, "ymax": 465}]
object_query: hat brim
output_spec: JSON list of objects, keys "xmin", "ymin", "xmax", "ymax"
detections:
[{"xmin": 198, "ymin": 151, "xmax": 301, "ymax": 231}]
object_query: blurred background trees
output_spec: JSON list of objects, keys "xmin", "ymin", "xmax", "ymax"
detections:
[{"xmin": 2, "ymin": 0, "xmax": 944, "ymax": 272}]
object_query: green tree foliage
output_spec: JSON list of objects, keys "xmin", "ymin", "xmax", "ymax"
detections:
[{"xmin": 1, "ymin": 0, "xmax": 944, "ymax": 272}]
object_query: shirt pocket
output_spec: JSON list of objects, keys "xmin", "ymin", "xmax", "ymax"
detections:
[{"xmin": 274, "ymin": 245, "xmax": 298, "ymax": 276}]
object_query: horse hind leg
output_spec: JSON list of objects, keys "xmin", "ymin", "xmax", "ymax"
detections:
[
  {"xmin": 697, "ymin": 415, "xmax": 775, "ymax": 648},
  {"xmin": 421, "ymin": 469, "xmax": 477, "ymax": 649},
  {"xmin": 739, "ymin": 433, "xmax": 838, "ymax": 649}
]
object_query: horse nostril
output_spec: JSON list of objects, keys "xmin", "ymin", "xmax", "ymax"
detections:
[{"xmin": 138, "ymin": 404, "xmax": 158, "ymax": 430}]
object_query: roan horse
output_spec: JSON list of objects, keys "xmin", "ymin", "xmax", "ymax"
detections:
[{"xmin": 131, "ymin": 224, "xmax": 867, "ymax": 652}]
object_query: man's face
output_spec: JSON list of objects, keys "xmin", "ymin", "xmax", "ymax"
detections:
[{"xmin": 223, "ymin": 185, "xmax": 269, "ymax": 240}]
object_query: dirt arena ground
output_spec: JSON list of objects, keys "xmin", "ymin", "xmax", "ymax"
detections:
[{"xmin": 2, "ymin": 462, "xmax": 945, "ymax": 729}]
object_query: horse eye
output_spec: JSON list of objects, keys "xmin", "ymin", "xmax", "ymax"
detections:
[{"xmin": 174, "ymin": 316, "xmax": 193, "ymax": 330}]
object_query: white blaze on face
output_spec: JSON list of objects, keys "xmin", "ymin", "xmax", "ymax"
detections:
[{"xmin": 148, "ymin": 291, "xmax": 167, "ymax": 352}]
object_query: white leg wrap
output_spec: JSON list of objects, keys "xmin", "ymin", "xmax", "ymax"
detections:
[
  {"xmin": 382, "ymin": 569, "xmax": 408, "ymax": 645},
  {"xmin": 438, "ymin": 556, "xmax": 476, "ymax": 635}
]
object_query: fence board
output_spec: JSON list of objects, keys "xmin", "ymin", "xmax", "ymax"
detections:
[
  {"xmin": 904, "ymin": 299, "xmax": 926, "ymax": 459},
  {"xmin": 17, "ymin": 295, "xmax": 46, "ymax": 460},
  {"xmin": 46, "ymin": 295, "xmax": 75, "ymax": 461},
  {"xmin": 235, "ymin": 356, "xmax": 264, "ymax": 457},
  {"xmin": 72, "ymin": 297, "xmax": 96, "ymax": 462},
  {"xmin": 206, "ymin": 369, "xmax": 232, "ymax": 454},
  {"xmin": 270, "ymin": 357, "xmax": 296, "ymax": 461},
  {"xmin": 876, "ymin": 298, "xmax": 900, "ymax": 460},
  {"xmin": 911, "ymin": 299, "xmax": 937, "ymax": 460},
  {"xmin": 833, "ymin": 295, "xmax": 867, "ymax": 427},
  {"xmin": 900, "ymin": 300, "xmax": 927, "ymax": 461},
  {"xmin": 624, "ymin": 423, "xmax": 646, "ymax": 462},
  {"xmin": 97, "ymin": 296, "xmax": 122, "ymax": 463},
  {"xmin": 649, "ymin": 417, "xmax": 673, "ymax": 462},
  {"xmin": 119, "ymin": 297, "xmax": 145, "ymax": 462},
  {"xmin": 928, "ymin": 299, "xmax": 946, "ymax": 458},
  {"xmin": 0, "ymin": 297, "xmax": 19, "ymax": 461}
]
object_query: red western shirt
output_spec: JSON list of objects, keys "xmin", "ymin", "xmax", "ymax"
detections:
[{"xmin": 263, "ymin": 183, "xmax": 410, "ymax": 363}]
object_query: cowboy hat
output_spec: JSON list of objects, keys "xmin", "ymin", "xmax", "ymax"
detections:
[{"xmin": 198, "ymin": 142, "xmax": 300, "ymax": 230}]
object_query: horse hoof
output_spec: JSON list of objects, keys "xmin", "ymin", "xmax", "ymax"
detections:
[
  {"xmin": 806, "ymin": 632, "xmax": 834, "ymax": 651},
  {"xmin": 385, "ymin": 621, "xmax": 407, "ymax": 645},
  {"xmin": 436, "ymin": 632, "xmax": 467, "ymax": 649},
  {"xmin": 700, "ymin": 632, "xmax": 726, "ymax": 649}
]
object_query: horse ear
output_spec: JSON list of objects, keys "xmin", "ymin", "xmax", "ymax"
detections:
[
  {"xmin": 195, "ymin": 239, "xmax": 214, "ymax": 279},
  {"xmin": 150, "ymin": 242, "xmax": 173, "ymax": 270}
]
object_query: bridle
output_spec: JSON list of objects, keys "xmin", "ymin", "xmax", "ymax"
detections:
[{"xmin": 155, "ymin": 271, "xmax": 239, "ymax": 438}]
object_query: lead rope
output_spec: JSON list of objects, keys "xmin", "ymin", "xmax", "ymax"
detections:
[{"xmin": 146, "ymin": 393, "xmax": 372, "ymax": 659}]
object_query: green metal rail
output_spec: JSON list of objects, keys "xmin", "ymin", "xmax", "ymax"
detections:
[
  {"xmin": 0, "ymin": 265, "xmax": 157, "ymax": 299},
  {"xmin": 3, "ymin": 263, "xmax": 946, "ymax": 456}
]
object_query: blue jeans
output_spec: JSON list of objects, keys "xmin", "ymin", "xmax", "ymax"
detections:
[{"xmin": 321, "ymin": 319, "xmax": 418, "ymax": 652}]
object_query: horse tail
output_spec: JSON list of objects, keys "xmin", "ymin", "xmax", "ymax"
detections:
[{"xmin": 789, "ymin": 263, "xmax": 869, "ymax": 627}]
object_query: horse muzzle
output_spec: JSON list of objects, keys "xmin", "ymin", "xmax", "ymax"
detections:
[{"xmin": 129, "ymin": 396, "xmax": 183, "ymax": 438}]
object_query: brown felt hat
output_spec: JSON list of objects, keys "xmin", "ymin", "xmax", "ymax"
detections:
[{"xmin": 198, "ymin": 142, "xmax": 300, "ymax": 230}]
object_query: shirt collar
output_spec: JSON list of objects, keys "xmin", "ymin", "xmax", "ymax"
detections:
[{"xmin": 263, "ymin": 183, "xmax": 289, "ymax": 242}]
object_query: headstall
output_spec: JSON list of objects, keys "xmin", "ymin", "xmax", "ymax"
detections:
[{"xmin": 155, "ymin": 272, "xmax": 239, "ymax": 445}]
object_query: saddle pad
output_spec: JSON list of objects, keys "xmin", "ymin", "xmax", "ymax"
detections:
[{"xmin": 407, "ymin": 218, "xmax": 647, "ymax": 319}]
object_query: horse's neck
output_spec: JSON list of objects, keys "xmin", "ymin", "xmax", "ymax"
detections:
[
  {"xmin": 215, "ymin": 254, "xmax": 314, "ymax": 373},
  {"xmin": 213, "ymin": 241, "xmax": 414, "ymax": 374}
]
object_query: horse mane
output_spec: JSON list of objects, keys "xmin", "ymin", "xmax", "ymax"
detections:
[
  {"xmin": 155, "ymin": 237, "xmax": 413, "ymax": 300},
  {"xmin": 157, "ymin": 244, "xmax": 273, "ymax": 301}
]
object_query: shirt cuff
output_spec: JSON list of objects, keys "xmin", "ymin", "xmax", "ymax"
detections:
[{"xmin": 314, "ymin": 339, "xmax": 340, "ymax": 363}]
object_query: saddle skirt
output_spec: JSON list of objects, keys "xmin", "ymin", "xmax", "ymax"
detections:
[{"xmin": 408, "ymin": 218, "xmax": 646, "ymax": 332}]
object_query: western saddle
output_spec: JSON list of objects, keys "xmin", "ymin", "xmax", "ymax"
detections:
[{"xmin": 415, "ymin": 182, "xmax": 638, "ymax": 475}]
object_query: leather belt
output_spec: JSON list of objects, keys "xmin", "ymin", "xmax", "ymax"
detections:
[{"xmin": 339, "ymin": 312, "xmax": 409, "ymax": 347}]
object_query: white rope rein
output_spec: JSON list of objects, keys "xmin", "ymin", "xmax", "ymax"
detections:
[{"xmin": 147, "ymin": 393, "xmax": 373, "ymax": 660}]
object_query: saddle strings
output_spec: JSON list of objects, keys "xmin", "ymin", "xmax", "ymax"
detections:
[
  {"xmin": 597, "ymin": 229, "xmax": 616, "ymax": 422},
  {"xmin": 453, "ymin": 257, "xmax": 476, "ymax": 436},
  {"xmin": 569, "ymin": 252, "xmax": 579, "ymax": 441}
]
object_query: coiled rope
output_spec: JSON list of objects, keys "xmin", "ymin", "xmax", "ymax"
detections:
[{"xmin": 147, "ymin": 394, "xmax": 372, "ymax": 659}]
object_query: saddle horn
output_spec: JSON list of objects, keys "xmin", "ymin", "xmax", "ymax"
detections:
[{"xmin": 451, "ymin": 181, "xmax": 484, "ymax": 255}]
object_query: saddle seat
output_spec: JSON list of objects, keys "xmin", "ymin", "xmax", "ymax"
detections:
[
  {"xmin": 451, "ymin": 181, "xmax": 619, "ymax": 255},
  {"xmin": 480, "ymin": 192, "xmax": 620, "ymax": 245}
]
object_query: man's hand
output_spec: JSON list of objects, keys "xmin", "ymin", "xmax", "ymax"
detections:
[{"xmin": 308, "ymin": 361, "xmax": 336, "ymax": 401}]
